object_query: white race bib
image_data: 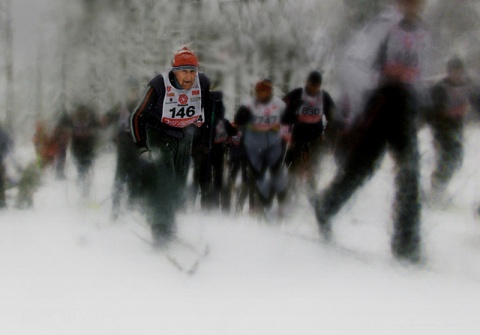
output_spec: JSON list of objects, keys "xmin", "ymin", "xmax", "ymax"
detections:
[
  {"xmin": 384, "ymin": 24, "xmax": 428, "ymax": 83},
  {"xmin": 297, "ymin": 89, "xmax": 324, "ymax": 124},
  {"xmin": 161, "ymin": 73, "xmax": 204, "ymax": 128},
  {"xmin": 245, "ymin": 97, "xmax": 285, "ymax": 131}
]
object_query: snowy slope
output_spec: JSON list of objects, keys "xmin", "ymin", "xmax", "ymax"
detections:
[{"xmin": 1, "ymin": 127, "xmax": 480, "ymax": 335}]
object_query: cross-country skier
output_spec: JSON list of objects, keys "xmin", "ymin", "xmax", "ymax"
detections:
[
  {"xmin": 234, "ymin": 79, "xmax": 288, "ymax": 218},
  {"xmin": 104, "ymin": 76, "xmax": 142, "ymax": 220},
  {"xmin": 282, "ymin": 71, "xmax": 336, "ymax": 190},
  {"xmin": 130, "ymin": 47, "xmax": 211, "ymax": 244},
  {"xmin": 58, "ymin": 104, "xmax": 101, "ymax": 196},
  {"xmin": 206, "ymin": 92, "xmax": 238, "ymax": 211},
  {"xmin": 0, "ymin": 125, "xmax": 13, "ymax": 209},
  {"xmin": 313, "ymin": 0, "xmax": 430, "ymax": 263},
  {"xmin": 225, "ymin": 124, "xmax": 254, "ymax": 214},
  {"xmin": 191, "ymin": 91, "xmax": 236, "ymax": 211},
  {"xmin": 426, "ymin": 58, "xmax": 479, "ymax": 203}
]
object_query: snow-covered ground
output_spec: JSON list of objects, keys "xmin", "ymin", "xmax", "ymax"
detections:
[{"xmin": 2, "ymin": 126, "xmax": 480, "ymax": 335}]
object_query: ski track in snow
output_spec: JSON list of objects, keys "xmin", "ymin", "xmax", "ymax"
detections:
[{"xmin": 1, "ymin": 128, "xmax": 480, "ymax": 334}]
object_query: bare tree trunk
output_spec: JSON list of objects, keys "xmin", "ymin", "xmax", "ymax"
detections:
[
  {"xmin": 4, "ymin": 0, "xmax": 14, "ymax": 131},
  {"xmin": 36, "ymin": 40, "xmax": 44, "ymax": 120}
]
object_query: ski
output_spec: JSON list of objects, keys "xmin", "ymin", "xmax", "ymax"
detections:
[
  {"xmin": 131, "ymin": 230, "xmax": 210, "ymax": 275},
  {"xmin": 284, "ymin": 231, "xmax": 394, "ymax": 266}
]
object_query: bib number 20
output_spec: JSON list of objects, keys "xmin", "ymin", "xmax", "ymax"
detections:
[{"xmin": 169, "ymin": 106, "xmax": 196, "ymax": 119}]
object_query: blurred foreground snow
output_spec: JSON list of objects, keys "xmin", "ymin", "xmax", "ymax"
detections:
[{"xmin": 1, "ymin": 126, "xmax": 480, "ymax": 334}]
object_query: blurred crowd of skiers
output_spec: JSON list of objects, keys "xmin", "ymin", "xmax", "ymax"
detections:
[{"xmin": 2, "ymin": 0, "xmax": 480, "ymax": 263}]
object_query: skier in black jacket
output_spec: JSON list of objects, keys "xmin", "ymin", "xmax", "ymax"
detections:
[
  {"xmin": 282, "ymin": 71, "xmax": 336, "ymax": 189},
  {"xmin": 105, "ymin": 76, "xmax": 142, "ymax": 219},
  {"xmin": 313, "ymin": 0, "xmax": 429, "ymax": 263},
  {"xmin": 427, "ymin": 58, "xmax": 479, "ymax": 203},
  {"xmin": 130, "ymin": 47, "xmax": 211, "ymax": 243}
]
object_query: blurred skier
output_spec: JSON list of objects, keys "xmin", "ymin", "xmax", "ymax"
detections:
[
  {"xmin": 313, "ymin": 0, "xmax": 430, "ymax": 263},
  {"xmin": 282, "ymin": 71, "xmax": 336, "ymax": 190},
  {"xmin": 225, "ymin": 125, "xmax": 254, "ymax": 214},
  {"xmin": 426, "ymin": 58, "xmax": 479, "ymax": 203},
  {"xmin": 130, "ymin": 47, "xmax": 211, "ymax": 244},
  {"xmin": 191, "ymin": 91, "xmax": 237, "ymax": 211},
  {"xmin": 0, "ymin": 125, "xmax": 13, "ymax": 209},
  {"xmin": 58, "ymin": 104, "xmax": 101, "ymax": 195},
  {"xmin": 51, "ymin": 112, "xmax": 70, "ymax": 180},
  {"xmin": 104, "ymin": 76, "xmax": 142, "ymax": 219},
  {"xmin": 209, "ymin": 93, "xmax": 238, "ymax": 212},
  {"xmin": 234, "ymin": 79, "xmax": 288, "ymax": 219}
]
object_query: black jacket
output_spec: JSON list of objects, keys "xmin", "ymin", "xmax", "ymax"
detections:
[{"xmin": 282, "ymin": 87, "xmax": 335, "ymax": 144}]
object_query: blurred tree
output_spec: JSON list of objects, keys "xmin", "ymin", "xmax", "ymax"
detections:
[
  {"xmin": 2, "ymin": 0, "xmax": 15, "ymax": 131},
  {"xmin": 428, "ymin": 0, "xmax": 480, "ymax": 74}
]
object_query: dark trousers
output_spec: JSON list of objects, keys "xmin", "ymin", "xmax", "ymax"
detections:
[
  {"xmin": 71, "ymin": 138, "xmax": 96, "ymax": 180},
  {"xmin": 0, "ymin": 162, "xmax": 5, "ymax": 208},
  {"xmin": 430, "ymin": 117, "xmax": 464, "ymax": 192},
  {"xmin": 191, "ymin": 150, "xmax": 210, "ymax": 209},
  {"xmin": 287, "ymin": 137, "xmax": 324, "ymax": 187},
  {"xmin": 146, "ymin": 128, "xmax": 192, "ymax": 240},
  {"xmin": 210, "ymin": 144, "xmax": 227, "ymax": 210},
  {"xmin": 226, "ymin": 154, "xmax": 253, "ymax": 212},
  {"xmin": 191, "ymin": 144, "xmax": 227, "ymax": 211},
  {"xmin": 112, "ymin": 132, "xmax": 139, "ymax": 213},
  {"xmin": 315, "ymin": 83, "xmax": 421, "ymax": 260}
]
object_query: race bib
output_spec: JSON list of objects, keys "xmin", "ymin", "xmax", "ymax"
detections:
[
  {"xmin": 297, "ymin": 89, "xmax": 324, "ymax": 124},
  {"xmin": 161, "ymin": 73, "xmax": 204, "ymax": 128},
  {"xmin": 246, "ymin": 98, "xmax": 285, "ymax": 131},
  {"xmin": 384, "ymin": 24, "xmax": 428, "ymax": 83}
]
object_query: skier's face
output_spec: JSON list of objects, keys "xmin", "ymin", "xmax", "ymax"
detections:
[
  {"xmin": 255, "ymin": 89, "xmax": 272, "ymax": 104},
  {"xmin": 448, "ymin": 68, "xmax": 466, "ymax": 85},
  {"xmin": 398, "ymin": 0, "xmax": 425, "ymax": 19},
  {"xmin": 174, "ymin": 69, "xmax": 197, "ymax": 90},
  {"xmin": 305, "ymin": 81, "xmax": 321, "ymax": 97}
]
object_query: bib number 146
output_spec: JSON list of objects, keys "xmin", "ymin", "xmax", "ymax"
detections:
[{"xmin": 169, "ymin": 106, "xmax": 196, "ymax": 119}]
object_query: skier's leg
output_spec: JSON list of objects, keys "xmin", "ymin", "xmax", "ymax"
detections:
[
  {"xmin": 268, "ymin": 143, "xmax": 289, "ymax": 219},
  {"xmin": 226, "ymin": 157, "xmax": 240, "ymax": 213},
  {"xmin": 146, "ymin": 130, "xmax": 179, "ymax": 242},
  {"xmin": 431, "ymin": 119, "xmax": 464, "ymax": 194},
  {"xmin": 210, "ymin": 145, "xmax": 223, "ymax": 210},
  {"xmin": 244, "ymin": 131, "xmax": 269, "ymax": 213},
  {"xmin": 111, "ymin": 142, "xmax": 127, "ymax": 219},
  {"xmin": 314, "ymin": 90, "xmax": 388, "ymax": 239},
  {"xmin": 386, "ymin": 84, "xmax": 422, "ymax": 262},
  {"xmin": 0, "ymin": 162, "xmax": 6, "ymax": 208},
  {"xmin": 190, "ymin": 151, "xmax": 202, "ymax": 207},
  {"xmin": 55, "ymin": 146, "xmax": 67, "ymax": 179},
  {"xmin": 305, "ymin": 138, "xmax": 324, "ymax": 191},
  {"xmin": 174, "ymin": 130, "xmax": 194, "ymax": 209}
]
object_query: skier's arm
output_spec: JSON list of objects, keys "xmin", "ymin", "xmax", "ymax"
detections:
[
  {"xmin": 323, "ymin": 91, "xmax": 336, "ymax": 123},
  {"xmin": 130, "ymin": 85, "xmax": 158, "ymax": 148},
  {"xmin": 224, "ymin": 119, "xmax": 239, "ymax": 137},
  {"xmin": 281, "ymin": 89, "xmax": 302, "ymax": 125},
  {"xmin": 234, "ymin": 105, "xmax": 252, "ymax": 127}
]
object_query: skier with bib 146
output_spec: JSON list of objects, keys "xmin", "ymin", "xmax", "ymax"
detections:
[
  {"xmin": 313, "ymin": 0, "xmax": 431, "ymax": 263},
  {"xmin": 130, "ymin": 47, "xmax": 210, "ymax": 244}
]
